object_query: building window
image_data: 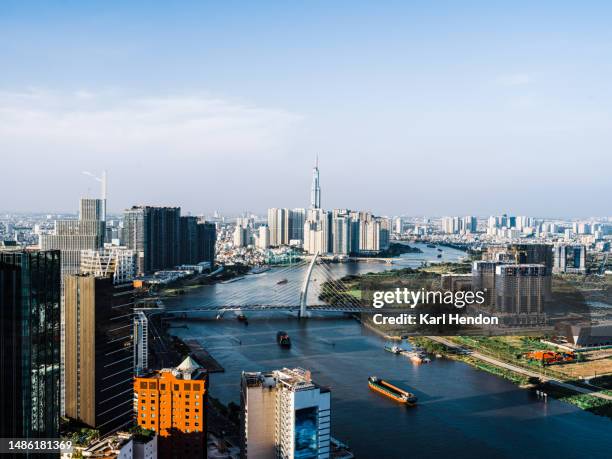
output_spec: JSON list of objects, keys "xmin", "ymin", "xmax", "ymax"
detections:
[
  {"xmin": 160, "ymin": 384, "xmax": 166, "ymax": 390},
  {"xmin": 140, "ymin": 382, "xmax": 147, "ymax": 389},
  {"xmin": 193, "ymin": 384, "xmax": 200, "ymax": 391},
  {"xmin": 173, "ymin": 384, "xmax": 179, "ymax": 391},
  {"xmin": 149, "ymin": 382, "xmax": 157, "ymax": 389},
  {"xmin": 184, "ymin": 383, "xmax": 191, "ymax": 391}
]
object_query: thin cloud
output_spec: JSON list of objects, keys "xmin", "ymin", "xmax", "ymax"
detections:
[
  {"xmin": 0, "ymin": 89, "xmax": 303, "ymax": 158},
  {"xmin": 496, "ymin": 73, "xmax": 531, "ymax": 87}
]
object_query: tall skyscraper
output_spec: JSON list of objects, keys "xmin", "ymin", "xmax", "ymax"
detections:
[
  {"xmin": 134, "ymin": 356, "xmax": 208, "ymax": 458},
  {"xmin": 240, "ymin": 367, "xmax": 331, "ymax": 459},
  {"xmin": 123, "ymin": 206, "xmax": 181, "ymax": 274},
  {"xmin": 195, "ymin": 222, "xmax": 216, "ymax": 267},
  {"xmin": 0, "ymin": 249, "xmax": 61, "ymax": 440},
  {"xmin": 39, "ymin": 197, "xmax": 106, "ymax": 414},
  {"xmin": 64, "ymin": 272, "xmax": 135, "ymax": 434},
  {"xmin": 40, "ymin": 198, "xmax": 106, "ymax": 279},
  {"xmin": 310, "ymin": 156, "xmax": 321, "ymax": 209}
]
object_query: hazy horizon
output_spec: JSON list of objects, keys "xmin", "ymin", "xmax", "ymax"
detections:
[{"xmin": 1, "ymin": 2, "xmax": 611, "ymax": 216}]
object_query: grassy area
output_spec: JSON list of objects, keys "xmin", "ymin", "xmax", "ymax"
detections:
[{"xmin": 415, "ymin": 337, "xmax": 612, "ymax": 420}]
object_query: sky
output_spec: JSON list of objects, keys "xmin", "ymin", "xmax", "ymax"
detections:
[{"xmin": 1, "ymin": 1, "xmax": 611, "ymax": 217}]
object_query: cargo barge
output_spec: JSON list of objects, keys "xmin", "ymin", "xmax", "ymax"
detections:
[{"xmin": 368, "ymin": 376, "xmax": 417, "ymax": 405}]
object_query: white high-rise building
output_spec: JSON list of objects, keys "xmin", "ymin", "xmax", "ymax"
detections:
[
  {"xmin": 258, "ymin": 225, "xmax": 270, "ymax": 249},
  {"xmin": 394, "ymin": 217, "xmax": 403, "ymax": 235},
  {"xmin": 303, "ymin": 209, "xmax": 330, "ymax": 255},
  {"xmin": 240, "ymin": 367, "xmax": 331, "ymax": 459},
  {"xmin": 233, "ymin": 225, "xmax": 248, "ymax": 247}
]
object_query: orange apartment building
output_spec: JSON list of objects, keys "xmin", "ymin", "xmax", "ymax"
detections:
[{"xmin": 134, "ymin": 356, "xmax": 208, "ymax": 458}]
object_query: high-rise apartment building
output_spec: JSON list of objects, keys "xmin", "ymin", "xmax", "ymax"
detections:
[
  {"xmin": 290, "ymin": 208, "xmax": 306, "ymax": 242},
  {"xmin": 64, "ymin": 273, "xmax": 135, "ymax": 434},
  {"xmin": 195, "ymin": 222, "xmax": 216, "ymax": 267},
  {"xmin": 331, "ymin": 210, "xmax": 350, "ymax": 255},
  {"xmin": 267, "ymin": 208, "xmax": 287, "ymax": 247},
  {"xmin": 303, "ymin": 209, "xmax": 331, "ymax": 255},
  {"xmin": 441, "ymin": 216, "xmax": 477, "ymax": 234},
  {"xmin": 257, "ymin": 225, "xmax": 270, "ymax": 249},
  {"xmin": 134, "ymin": 357, "xmax": 208, "ymax": 459},
  {"xmin": 553, "ymin": 244, "xmax": 587, "ymax": 274},
  {"xmin": 123, "ymin": 206, "xmax": 181, "ymax": 274},
  {"xmin": 179, "ymin": 216, "xmax": 199, "ymax": 265},
  {"xmin": 494, "ymin": 264, "xmax": 547, "ymax": 314},
  {"xmin": 0, "ymin": 249, "xmax": 61, "ymax": 440},
  {"xmin": 240, "ymin": 368, "xmax": 331, "ymax": 459}
]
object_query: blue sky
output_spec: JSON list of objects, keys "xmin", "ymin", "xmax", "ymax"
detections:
[{"xmin": 1, "ymin": 1, "xmax": 611, "ymax": 216}]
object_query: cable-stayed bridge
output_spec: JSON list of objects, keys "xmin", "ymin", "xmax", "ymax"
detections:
[{"xmin": 162, "ymin": 252, "xmax": 425, "ymax": 318}]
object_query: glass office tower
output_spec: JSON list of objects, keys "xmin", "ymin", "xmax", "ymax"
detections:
[{"xmin": 0, "ymin": 249, "xmax": 61, "ymax": 439}]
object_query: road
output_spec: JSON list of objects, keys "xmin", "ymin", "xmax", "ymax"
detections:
[{"xmin": 428, "ymin": 336, "xmax": 612, "ymax": 401}]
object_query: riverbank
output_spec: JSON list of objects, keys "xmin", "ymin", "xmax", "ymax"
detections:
[{"xmin": 414, "ymin": 336, "xmax": 612, "ymax": 420}]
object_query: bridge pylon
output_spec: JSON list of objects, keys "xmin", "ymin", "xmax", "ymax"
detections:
[{"xmin": 298, "ymin": 251, "xmax": 319, "ymax": 319}]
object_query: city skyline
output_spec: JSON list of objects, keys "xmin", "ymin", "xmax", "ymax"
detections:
[{"xmin": 1, "ymin": 2, "xmax": 612, "ymax": 216}]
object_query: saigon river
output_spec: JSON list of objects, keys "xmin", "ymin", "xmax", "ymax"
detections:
[{"xmin": 163, "ymin": 243, "xmax": 611, "ymax": 459}]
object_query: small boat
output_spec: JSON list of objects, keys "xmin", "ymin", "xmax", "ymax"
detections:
[
  {"xmin": 437, "ymin": 248, "xmax": 443, "ymax": 252},
  {"xmin": 427, "ymin": 244, "xmax": 436, "ymax": 248},
  {"xmin": 251, "ymin": 266, "xmax": 270, "ymax": 274},
  {"xmin": 384, "ymin": 343, "xmax": 403, "ymax": 354},
  {"xmin": 276, "ymin": 331, "xmax": 291, "ymax": 347},
  {"xmin": 368, "ymin": 376, "xmax": 417, "ymax": 405},
  {"xmin": 277, "ymin": 278, "xmax": 288, "ymax": 285},
  {"xmin": 437, "ymin": 254, "xmax": 442, "ymax": 258},
  {"xmin": 237, "ymin": 313, "xmax": 248, "ymax": 323},
  {"xmin": 401, "ymin": 351, "xmax": 430, "ymax": 364}
]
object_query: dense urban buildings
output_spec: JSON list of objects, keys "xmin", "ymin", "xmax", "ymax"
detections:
[
  {"xmin": 123, "ymin": 206, "xmax": 216, "ymax": 275},
  {"xmin": 134, "ymin": 356, "xmax": 208, "ymax": 459},
  {"xmin": 240, "ymin": 367, "xmax": 331, "ymax": 459},
  {"xmin": 0, "ymin": 249, "xmax": 61, "ymax": 440}
]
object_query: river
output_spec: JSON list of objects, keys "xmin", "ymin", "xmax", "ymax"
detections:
[{"xmin": 164, "ymin": 243, "xmax": 611, "ymax": 459}]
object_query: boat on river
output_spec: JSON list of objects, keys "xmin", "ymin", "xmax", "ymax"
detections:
[{"xmin": 368, "ymin": 376, "xmax": 417, "ymax": 405}]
